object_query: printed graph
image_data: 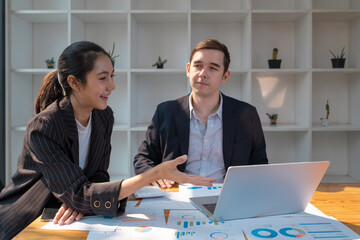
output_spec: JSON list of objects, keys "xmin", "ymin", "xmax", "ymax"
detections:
[
  {"xmin": 134, "ymin": 226, "xmax": 152, "ymax": 233},
  {"xmin": 177, "ymin": 219, "xmax": 225, "ymax": 229},
  {"xmin": 175, "ymin": 231, "xmax": 196, "ymax": 239},
  {"xmin": 251, "ymin": 228, "xmax": 279, "ymax": 238},
  {"xmin": 168, "ymin": 209, "xmax": 233, "ymax": 238},
  {"xmin": 249, "ymin": 227, "xmax": 307, "ymax": 239},
  {"xmin": 250, "ymin": 227, "xmax": 306, "ymax": 238},
  {"xmin": 279, "ymin": 227, "xmax": 306, "ymax": 238},
  {"xmin": 244, "ymin": 221, "xmax": 354, "ymax": 239},
  {"xmin": 210, "ymin": 231, "xmax": 229, "ymax": 239},
  {"xmin": 299, "ymin": 222, "xmax": 350, "ymax": 239},
  {"xmin": 187, "ymin": 186, "xmax": 222, "ymax": 190}
]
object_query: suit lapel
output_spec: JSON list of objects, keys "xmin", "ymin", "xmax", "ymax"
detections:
[
  {"xmin": 174, "ymin": 96, "xmax": 190, "ymax": 171},
  {"xmin": 222, "ymin": 94, "xmax": 236, "ymax": 170},
  {"xmin": 59, "ymin": 98, "xmax": 79, "ymax": 165},
  {"xmin": 84, "ymin": 110, "xmax": 106, "ymax": 175}
]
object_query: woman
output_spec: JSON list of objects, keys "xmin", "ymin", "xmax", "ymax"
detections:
[{"xmin": 0, "ymin": 41, "xmax": 215, "ymax": 239}]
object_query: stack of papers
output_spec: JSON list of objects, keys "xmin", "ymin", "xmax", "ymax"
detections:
[
  {"xmin": 41, "ymin": 184, "xmax": 360, "ymax": 240},
  {"xmin": 133, "ymin": 186, "xmax": 166, "ymax": 198}
]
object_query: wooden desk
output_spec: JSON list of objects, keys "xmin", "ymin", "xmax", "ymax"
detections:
[{"xmin": 14, "ymin": 183, "xmax": 360, "ymax": 239}]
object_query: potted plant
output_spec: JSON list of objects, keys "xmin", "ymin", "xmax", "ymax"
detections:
[
  {"xmin": 152, "ymin": 56, "xmax": 167, "ymax": 69},
  {"xmin": 266, "ymin": 112, "xmax": 278, "ymax": 126},
  {"xmin": 108, "ymin": 42, "xmax": 120, "ymax": 67},
  {"xmin": 320, "ymin": 100, "xmax": 330, "ymax": 127},
  {"xmin": 329, "ymin": 47, "xmax": 346, "ymax": 68},
  {"xmin": 268, "ymin": 48, "xmax": 281, "ymax": 69},
  {"xmin": 45, "ymin": 57, "xmax": 55, "ymax": 69}
]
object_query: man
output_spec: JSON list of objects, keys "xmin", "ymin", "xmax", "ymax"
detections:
[{"xmin": 134, "ymin": 39, "xmax": 268, "ymax": 187}]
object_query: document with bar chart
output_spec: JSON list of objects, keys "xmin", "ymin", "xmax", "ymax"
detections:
[
  {"xmin": 87, "ymin": 226, "xmax": 177, "ymax": 240},
  {"xmin": 167, "ymin": 209, "xmax": 246, "ymax": 240},
  {"xmin": 240, "ymin": 215, "xmax": 360, "ymax": 240},
  {"xmin": 179, "ymin": 183, "xmax": 223, "ymax": 198}
]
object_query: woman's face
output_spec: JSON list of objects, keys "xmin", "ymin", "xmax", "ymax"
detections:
[{"xmin": 76, "ymin": 54, "xmax": 115, "ymax": 111}]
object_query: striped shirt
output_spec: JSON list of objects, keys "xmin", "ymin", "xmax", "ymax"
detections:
[{"xmin": 185, "ymin": 93, "xmax": 225, "ymax": 183}]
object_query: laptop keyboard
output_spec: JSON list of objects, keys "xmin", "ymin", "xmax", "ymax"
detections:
[{"xmin": 203, "ymin": 203, "xmax": 217, "ymax": 214}]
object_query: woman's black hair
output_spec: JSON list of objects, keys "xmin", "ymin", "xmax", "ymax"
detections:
[{"xmin": 34, "ymin": 41, "xmax": 111, "ymax": 114}]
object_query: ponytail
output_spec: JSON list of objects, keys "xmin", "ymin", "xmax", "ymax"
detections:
[{"xmin": 34, "ymin": 70, "xmax": 63, "ymax": 114}]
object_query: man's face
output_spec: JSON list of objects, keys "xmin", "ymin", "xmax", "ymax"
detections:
[{"xmin": 187, "ymin": 49, "xmax": 230, "ymax": 99}]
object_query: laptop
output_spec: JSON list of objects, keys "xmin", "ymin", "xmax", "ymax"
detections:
[{"xmin": 190, "ymin": 161, "xmax": 330, "ymax": 221}]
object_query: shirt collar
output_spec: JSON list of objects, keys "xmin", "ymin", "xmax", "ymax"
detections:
[{"xmin": 189, "ymin": 92, "xmax": 223, "ymax": 120}]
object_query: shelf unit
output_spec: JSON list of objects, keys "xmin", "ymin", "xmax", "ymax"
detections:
[{"xmin": 5, "ymin": 0, "xmax": 360, "ymax": 183}]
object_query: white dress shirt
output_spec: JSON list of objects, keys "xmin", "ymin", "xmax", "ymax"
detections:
[{"xmin": 185, "ymin": 93, "xmax": 225, "ymax": 183}]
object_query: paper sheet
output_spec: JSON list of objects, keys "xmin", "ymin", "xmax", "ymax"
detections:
[
  {"xmin": 125, "ymin": 200, "xmax": 139, "ymax": 211},
  {"xmin": 167, "ymin": 209, "xmax": 246, "ymax": 240},
  {"xmin": 239, "ymin": 215, "xmax": 360, "ymax": 240},
  {"xmin": 86, "ymin": 226, "xmax": 177, "ymax": 240},
  {"xmin": 39, "ymin": 185, "xmax": 360, "ymax": 240},
  {"xmin": 41, "ymin": 215, "xmax": 121, "ymax": 231},
  {"xmin": 178, "ymin": 183, "xmax": 223, "ymax": 197},
  {"xmin": 42, "ymin": 207, "xmax": 166, "ymax": 231},
  {"xmin": 134, "ymin": 186, "xmax": 166, "ymax": 198},
  {"xmin": 140, "ymin": 196, "xmax": 196, "ymax": 210},
  {"xmin": 166, "ymin": 209, "xmax": 360, "ymax": 240},
  {"xmin": 117, "ymin": 207, "xmax": 166, "ymax": 227}
]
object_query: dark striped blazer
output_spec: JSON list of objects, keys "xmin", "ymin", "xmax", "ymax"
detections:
[{"xmin": 0, "ymin": 97, "xmax": 127, "ymax": 239}]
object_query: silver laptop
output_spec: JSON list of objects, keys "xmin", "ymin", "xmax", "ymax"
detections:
[{"xmin": 190, "ymin": 161, "xmax": 330, "ymax": 221}]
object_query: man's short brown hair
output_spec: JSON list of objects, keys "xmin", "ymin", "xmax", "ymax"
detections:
[{"xmin": 190, "ymin": 39, "xmax": 231, "ymax": 74}]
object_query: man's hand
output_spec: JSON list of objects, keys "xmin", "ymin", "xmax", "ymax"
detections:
[
  {"xmin": 53, "ymin": 204, "xmax": 83, "ymax": 226},
  {"xmin": 151, "ymin": 179, "xmax": 175, "ymax": 188}
]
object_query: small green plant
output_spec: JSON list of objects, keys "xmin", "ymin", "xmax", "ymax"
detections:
[
  {"xmin": 45, "ymin": 57, "xmax": 55, "ymax": 64},
  {"xmin": 267, "ymin": 112, "xmax": 278, "ymax": 126},
  {"xmin": 329, "ymin": 47, "xmax": 345, "ymax": 59},
  {"xmin": 266, "ymin": 112, "xmax": 278, "ymax": 120},
  {"xmin": 272, "ymin": 48, "xmax": 278, "ymax": 60},
  {"xmin": 325, "ymin": 100, "xmax": 330, "ymax": 119},
  {"xmin": 108, "ymin": 42, "xmax": 120, "ymax": 65},
  {"xmin": 45, "ymin": 57, "xmax": 55, "ymax": 68},
  {"xmin": 320, "ymin": 100, "xmax": 330, "ymax": 126},
  {"xmin": 152, "ymin": 56, "xmax": 167, "ymax": 68}
]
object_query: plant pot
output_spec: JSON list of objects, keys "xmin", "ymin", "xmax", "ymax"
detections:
[
  {"xmin": 331, "ymin": 58, "xmax": 345, "ymax": 68},
  {"xmin": 111, "ymin": 60, "xmax": 115, "ymax": 67},
  {"xmin": 268, "ymin": 59, "xmax": 281, "ymax": 69},
  {"xmin": 320, "ymin": 118, "xmax": 328, "ymax": 127},
  {"xmin": 156, "ymin": 63, "xmax": 164, "ymax": 69},
  {"xmin": 46, "ymin": 63, "xmax": 54, "ymax": 69},
  {"xmin": 270, "ymin": 119, "xmax": 277, "ymax": 126}
]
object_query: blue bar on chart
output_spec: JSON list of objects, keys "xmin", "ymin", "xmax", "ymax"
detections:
[
  {"xmin": 186, "ymin": 186, "xmax": 222, "ymax": 190},
  {"xmin": 177, "ymin": 221, "xmax": 225, "ymax": 228},
  {"xmin": 176, "ymin": 231, "xmax": 195, "ymax": 239},
  {"xmin": 299, "ymin": 222, "xmax": 350, "ymax": 239},
  {"xmin": 187, "ymin": 186, "xmax": 202, "ymax": 190}
]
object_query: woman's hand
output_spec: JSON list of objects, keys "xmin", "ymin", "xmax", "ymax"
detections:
[
  {"xmin": 118, "ymin": 155, "xmax": 216, "ymax": 201},
  {"xmin": 151, "ymin": 179, "xmax": 175, "ymax": 188},
  {"xmin": 156, "ymin": 155, "xmax": 216, "ymax": 186},
  {"xmin": 53, "ymin": 204, "xmax": 83, "ymax": 226}
]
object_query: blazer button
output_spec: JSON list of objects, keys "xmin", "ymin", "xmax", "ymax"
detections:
[
  {"xmin": 94, "ymin": 200, "xmax": 101, "ymax": 208},
  {"xmin": 105, "ymin": 201, "xmax": 111, "ymax": 209}
]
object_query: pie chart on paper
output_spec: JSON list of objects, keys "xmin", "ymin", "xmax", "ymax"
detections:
[{"xmin": 135, "ymin": 226, "xmax": 152, "ymax": 233}]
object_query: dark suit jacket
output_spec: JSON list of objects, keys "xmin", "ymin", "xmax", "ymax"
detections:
[
  {"xmin": 134, "ymin": 93, "xmax": 268, "ymax": 174},
  {"xmin": 0, "ymin": 97, "xmax": 126, "ymax": 239}
]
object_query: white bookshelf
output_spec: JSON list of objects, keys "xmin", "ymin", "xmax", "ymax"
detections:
[{"xmin": 5, "ymin": 0, "xmax": 360, "ymax": 183}]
